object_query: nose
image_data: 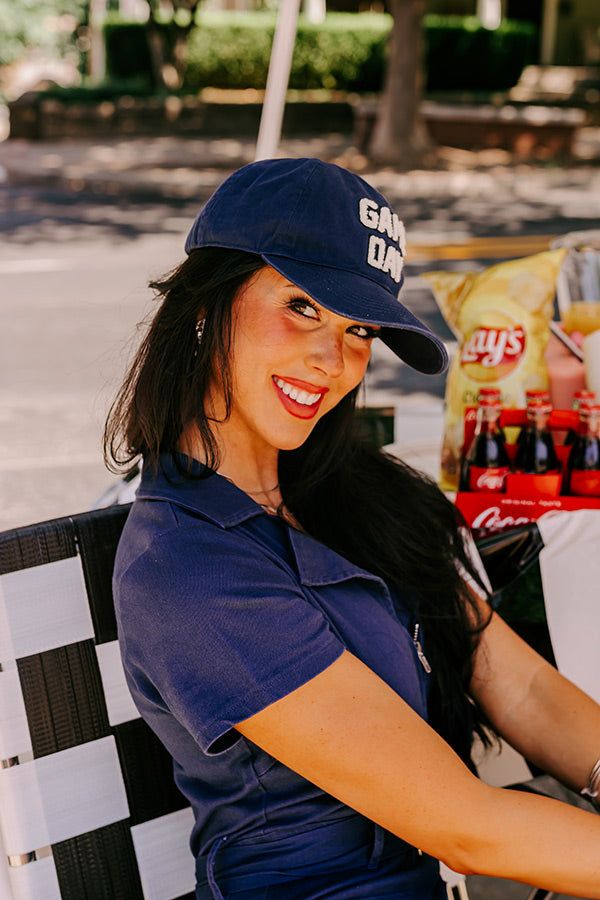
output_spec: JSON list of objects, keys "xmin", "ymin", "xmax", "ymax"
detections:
[{"xmin": 306, "ymin": 327, "xmax": 345, "ymax": 378}]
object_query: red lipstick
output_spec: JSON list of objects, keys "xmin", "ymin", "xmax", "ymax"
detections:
[{"xmin": 272, "ymin": 376, "xmax": 328, "ymax": 420}]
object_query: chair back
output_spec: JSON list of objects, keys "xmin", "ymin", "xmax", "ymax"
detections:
[
  {"xmin": 0, "ymin": 505, "xmax": 195, "ymax": 900},
  {"xmin": 536, "ymin": 509, "xmax": 600, "ymax": 705}
]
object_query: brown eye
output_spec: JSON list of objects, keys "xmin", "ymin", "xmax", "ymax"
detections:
[
  {"xmin": 349, "ymin": 324, "xmax": 380, "ymax": 340},
  {"xmin": 288, "ymin": 298, "xmax": 319, "ymax": 319}
]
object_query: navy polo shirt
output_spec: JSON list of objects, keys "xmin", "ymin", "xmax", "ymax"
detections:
[{"xmin": 113, "ymin": 453, "xmax": 433, "ymax": 868}]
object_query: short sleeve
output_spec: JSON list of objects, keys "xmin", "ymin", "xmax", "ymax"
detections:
[{"xmin": 116, "ymin": 520, "xmax": 345, "ymax": 753}]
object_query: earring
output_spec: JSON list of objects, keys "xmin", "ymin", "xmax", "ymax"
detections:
[{"xmin": 195, "ymin": 319, "xmax": 205, "ymax": 344}]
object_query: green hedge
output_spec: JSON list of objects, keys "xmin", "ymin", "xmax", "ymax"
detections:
[
  {"xmin": 104, "ymin": 21, "xmax": 155, "ymax": 84},
  {"xmin": 185, "ymin": 12, "xmax": 388, "ymax": 92},
  {"xmin": 102, "ymin": 12, "xmax": 539, "ymax": 94}
]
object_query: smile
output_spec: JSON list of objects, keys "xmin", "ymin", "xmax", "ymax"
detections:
[
  {"xmin": 274, "ymin": 377, "xmax": 323, "ymax": 406},
  {"xmin": 272, "ymin": 376, "xmax": 328, "ymax": 420}
]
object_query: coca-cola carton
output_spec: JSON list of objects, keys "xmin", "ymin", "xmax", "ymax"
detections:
[{"xmin": 455, "ymin": 407, "xmax": 600, "ymax": 538}]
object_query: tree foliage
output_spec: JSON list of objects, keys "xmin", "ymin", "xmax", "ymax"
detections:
[{"xmin": 0, "ymin": 0, "xmax": 86, "ymax": 67}]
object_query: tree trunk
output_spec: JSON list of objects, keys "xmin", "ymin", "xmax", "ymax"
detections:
[
  {"xmin": 144, "ymin": 0, "xmax": 201, "ymax": 92},
  {"xmin": 172, "ymin": 23, "xmax": 195, "ymax": 88},
  {"xmin": 146, "ymin": 21, "xmax": 168, "ymax": 91},
  {"xmin": 367, "ymin": 0, "xmax": 431, "ymax": 168}
]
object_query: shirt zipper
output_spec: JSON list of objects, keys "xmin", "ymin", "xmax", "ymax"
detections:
[{"xmin": 413, "ymin": 623, "xmax": 432, "ymax": 673}]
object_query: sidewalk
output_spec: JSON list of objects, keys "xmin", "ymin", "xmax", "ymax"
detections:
[{"xmin": 1, "ymin": 110, "xmax": 600, "ymax": 202}]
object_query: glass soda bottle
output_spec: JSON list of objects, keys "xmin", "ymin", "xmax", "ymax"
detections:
[
  {"xmin": 478, "ymin": 387, "xmax": 502, "ymax": 402},
  {"xmin": 514, "ymin": 399, "xmax": 560, "ymax": 474},
  {"xmin": 459, "ymin": 389, "xmax": 502, "ymax": 490},
  {"xmin": 564, "ymin": 390, "xmax": 596, "ymax": 446},
  {"xmin": 460, "ymin": 398, "xmax": 509, "ymax": 492},
  {"xmin": 564, "ymin": 403, "xmax": 600, "ymax": 496},
  {"xmin": 516, "ymin": 389, "xmax": 550, "ymax": 445},
  {"xmin": 476, "ymin": 387, "xmax": 505, "ymax": 438}
]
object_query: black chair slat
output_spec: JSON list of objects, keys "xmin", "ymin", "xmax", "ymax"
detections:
[
  {"xmin": 74, "ymin": 505, "xmax": 132, "ymax": 644},
  {"xmin": 0, "ymin": 516, "xmax": 77, "ymax": 573},
  {"xmin": 53, "ymin": 820, "xmax": 145, "ymax": 900},
  {"xmin": 18, "ymin": 641, "xmax": 110, "ymax": 757},
  {"xmin": 114, "ymin": 718, "xmax": 189, "ymax": 826}
]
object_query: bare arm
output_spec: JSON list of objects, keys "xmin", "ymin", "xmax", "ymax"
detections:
[
  {"xmin": 470, "ymin": 601, "xmax": 600, "ymax": 795},
  {"xmin": 236, "ymin": 650, "xmax": 600, "ymax": 895}
]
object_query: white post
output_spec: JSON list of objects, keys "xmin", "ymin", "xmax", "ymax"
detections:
[
  {"xmin": 88, "ymin": 0, "xmax": 107, "ymax": 82},
  {"xmin": 304, "ymin": 0, "xmax": 325, "ymax": 25},
  {"xmin": 476, "ymin": 0, "xmax": 501, "ymax": 30},
  {"xmin": 254, "ymin": 0, "xmax": 302, "ymax": 162},
  {"xmin": 540, "ymin": 0, "xmax": 560, "ymax": 64}
]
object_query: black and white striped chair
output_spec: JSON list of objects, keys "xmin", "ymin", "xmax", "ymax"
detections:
[
  {"xmin": 0, "ymin": 504, "xmax": 195, "ymax": 900},
  {"xmin": 0, "ymin": 501, "xmax": 474, "ymax": 900}
]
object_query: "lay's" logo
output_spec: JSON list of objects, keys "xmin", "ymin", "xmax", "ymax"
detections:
[{"xmin": 460, "ymin": 325, "xmax": 526, "ymax": 380}]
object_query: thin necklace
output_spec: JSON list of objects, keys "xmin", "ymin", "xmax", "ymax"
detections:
[
  {"xmin": 247, "ymin": 483, "xmax": 280, "ymax": 496},
  {"xmin": 219, "ymin": 473, "xmax": 280, "ymax": 498}
]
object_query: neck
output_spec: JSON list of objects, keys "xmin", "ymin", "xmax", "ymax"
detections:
[{"xmin": 178, "ymin": 422, "xmax": 280, "ymax": 499}]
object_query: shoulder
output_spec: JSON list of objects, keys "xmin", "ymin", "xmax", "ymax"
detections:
[
  {"xmin": 114, "ymin": 497, "xmax": 301, "ymax": 616},
  {"xmin": 119, "ymin": 493, "xmax": 286, "ymax": 564}
]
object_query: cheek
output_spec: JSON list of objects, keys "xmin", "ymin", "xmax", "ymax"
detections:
[
  {"xmin": 246, "ymin": 314, "xmax": 299, "ymax": 353},
  {"xmin": 345, "ymin": 344, "xmax": 372, "ymax": 386}
]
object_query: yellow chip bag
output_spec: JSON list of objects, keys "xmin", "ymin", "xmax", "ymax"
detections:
[{"xmin": 422, "ymin": 248, "xmax": 567, "ymax": 491}]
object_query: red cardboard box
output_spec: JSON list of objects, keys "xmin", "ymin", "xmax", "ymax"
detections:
[{"xmin": 455, "ymin": 407, "xmax": 600, "ymax": 537}]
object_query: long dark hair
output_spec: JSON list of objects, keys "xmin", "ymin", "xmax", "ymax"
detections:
[
  {"xmin": 105, "ymin": 246, "xmax": 493, "ymax": 768},
  {"xmin": 104, "ymin": 247, "xmax": 265, "ymax": 473}
]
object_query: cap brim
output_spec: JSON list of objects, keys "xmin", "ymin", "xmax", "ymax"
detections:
[{"xmin": 262, "ymin": 254, "xmax": 448, "ymax": 376}]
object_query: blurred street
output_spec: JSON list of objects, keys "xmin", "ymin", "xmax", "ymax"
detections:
[{"xmin": 1, "ymin": 129, "xmax": 599, "ymax": 899}]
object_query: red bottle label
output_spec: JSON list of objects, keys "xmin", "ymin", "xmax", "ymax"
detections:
[
  {"xmin": 468, "ymin": 465, "xmax": 509, "ymax": 493},
  {"xmin": 569, "ymin": 470, "xmax": 600, "ymax": 497}
]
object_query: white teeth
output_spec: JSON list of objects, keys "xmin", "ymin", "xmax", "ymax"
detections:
[{"xmin": 275, "ymin": 378, "xmax": 321, "ymax": 406}]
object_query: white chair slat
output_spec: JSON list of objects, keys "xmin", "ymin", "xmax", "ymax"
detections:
[
  {"xmin": 0, "ymin": 557, "xmax": 93, "ymax": 663},
  {"xmin": 132, "ymin": 808, "xmax": 196, "ymax": 900},
  {"xmin": 95, "ymin": 640, "xmax": 141, "ymax": 727},
  {"xmin": 0, "ymin": 737, "xmax": 129, "ymax": 856}
]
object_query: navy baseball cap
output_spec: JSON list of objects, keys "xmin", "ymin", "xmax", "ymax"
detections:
[{"xmin": 185, "ymin": 158, "xmax": 448, "ymax": 375}]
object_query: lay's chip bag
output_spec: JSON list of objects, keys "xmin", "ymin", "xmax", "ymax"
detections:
[{"xmin": 422, "ymin": 248, "xmax": 567, "ymax": 491}]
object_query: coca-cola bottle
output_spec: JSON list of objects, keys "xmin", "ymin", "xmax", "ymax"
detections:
[
  {"xmin": 525, "ymin": 388, "xmax": 550, "ymax": 403},
  {"xmin": 513, "ymin": 399, "xmax": 560, "ymax": 474},
  {"xmin": 564, "ymin": 403, "xmax": 600, "ymax": 496},
  {"xmin": 564, "ymin": 390, "xmax": 597, "ymax": 446},
  {"xmin": 478, "ymin": 386, "xmax": 502, "ymax": 402},
  {"xmin": 517, "ymin": 390, "xmax": 550, "ymax": 445},
  {"xmin": 461, "ymin": 387, "xmax": 503, "ymax": 467},
  {"xmin": 459, "ymin": 398, "xmax": 509, "ymax": 492}
]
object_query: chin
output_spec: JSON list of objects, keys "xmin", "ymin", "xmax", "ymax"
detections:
[{"xmin": 272, "ymin": 424, "xmax": 317, "ymax": 452}]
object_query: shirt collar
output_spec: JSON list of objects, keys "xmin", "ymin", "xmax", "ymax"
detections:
[
  {"xmin": 137, "ymin": 453, "xmax": 262, "ymax": 527},
  {"xmin": 285, "ymin": 527, "xmax": 383, "ymax": 588},
  {"xmin": 137, "ymin": 453, "xmax": 385, "ymax": 590}
]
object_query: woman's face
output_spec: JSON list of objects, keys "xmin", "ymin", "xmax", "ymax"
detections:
[{"xmin": 208, "ymin": 266, "xmax": 379, "ymax": 462}]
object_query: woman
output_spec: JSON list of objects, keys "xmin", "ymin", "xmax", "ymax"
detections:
[{"xmin": 107, "ymin": 158, "xmax": 600, "ymax": 899}]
